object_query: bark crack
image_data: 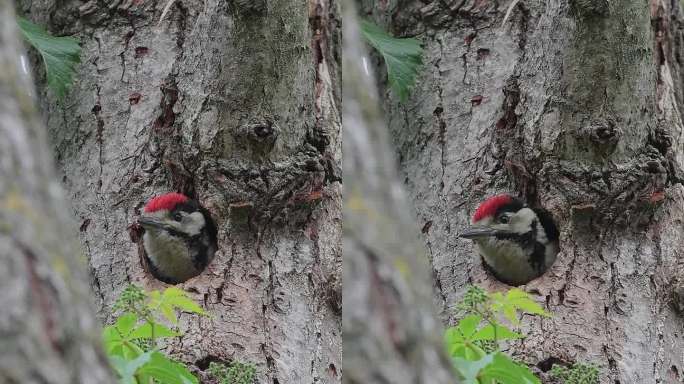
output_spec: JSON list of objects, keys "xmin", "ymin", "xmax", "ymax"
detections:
[
  {"xmin": 92, "ymin": 85, "xmax": 105, "ymax": 191},
  {"xmin": 434, "ymin": 35, "xmax": 447, "ymax": 191},
  {"xmin": 310, "ymin": 0, "xmax": 330, "ymax": 144}
]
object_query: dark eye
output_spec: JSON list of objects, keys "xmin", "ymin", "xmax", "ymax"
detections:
[
  {"xmin": 172, "ymin": 212, "xmax": 183, "ymax": 221},
  {"xmin": 498, "ymin": 214, "xmax": 509, "ymax": 223}
]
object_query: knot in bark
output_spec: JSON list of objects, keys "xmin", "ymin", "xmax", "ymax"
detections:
[
  {"xmin": 236, "ymin": 119, "xmax": 279, "ymax": 155},
  {"xmin": 650, "ymin": 126, "xmax": 672, "ymax": 155},
  {"xmin": 571, "ymin": 0, "xmax": 609, "ymax": 18},
  {"xmin": 231, "ymin": 0, "xmax": 267, "ymax": 14},
  {"xmin": 582, "ymin": 117, "xmax": 620, "ymax": 152}
]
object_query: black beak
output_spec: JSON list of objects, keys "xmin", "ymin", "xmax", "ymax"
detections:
[
  {"xmin": 459, "ymin": 227, "xmax": 509, "ymax": 239},
  {"xmin": 138, "ymin": 217, "xmax": 170, "ymax": 231},
  {"xmin": 138, "ymin": 217, "xmax": 191, "ymax": 239}
]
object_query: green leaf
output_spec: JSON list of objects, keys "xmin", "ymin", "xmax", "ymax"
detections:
[
  {"xmin": 452, "ymin": 354, "xmax": 494, "ymax": 383},
  {"xmin": 16, "ymin": 17, "xmax": 80, "ymax": 98},
  {"xmin": 472, "ymin": 323, "xmax": 523, "ymax": 341},
  {"xmin": 109, "ymin": 357, "xmax": 136, "ymax": 384},
  {"xmin": 160, "ymin": 304, "xmax": 178, "ymax": 324},
  {"xmin": 115, "ymin": 313, "xmax": 139, "ymax": 335},
  {"xmin": 445, "ymin": 315, "xmax": 486, "ymax": 359},
  {"xmin": 503, "ymin": 305, "xmax": 519, "ymax": 325},
  {"xmin": 359, "ymin": 20, "xmax": 423, "ymax": 102},
  {"xmin": 149, "ymin": 287, "xmax": 206, "ymax": 324},
  {"xmin": 110, "ymin": 351, "xmax": 153, "ymax": 384},
  {"xmin": 162, "ymin": 287, "xmax": 206, "ymax": 315},
  {"xmin": 103, "ymin": 313, "xmax": 145, "ymax": 359},
  {"xmin": 129, "ymin": 321, "xmax": 180, "ymax": 340},
  {"xmin": 479, "ymin": 352, "xmax": 541, "ymax": 384},
  {"xmin": 506, "ymin": 289, "xmax": 551, "ymax": 317},
  {"xmin": 445, "ymin": 327, "xmax": 467, "ymax": 358},
  {"xmin": 457, "ymin": 314, "xmax": 482, "ymax": 339},
  {"xmin": 138, "ymin": 351, "xmax": 198, "ymax": 384},
  {"xmin": 149, "ymin": 290, "xmax": 177, "ymax": 324},
  {"xmin": 490, "ymin": 289, "xmax": 550, "ymax": 325},
  {"xmin": 102, "ymin": 325, "xmax": 125, "ymax": 357},
  {"xmin": 445, "ymin": 315, "xmax": 478, "ymax": 349}
]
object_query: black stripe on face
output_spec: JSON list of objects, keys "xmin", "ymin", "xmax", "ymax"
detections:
[
  {"xmin": 493, "ymin": 227, "xmax": 535, "ymax": 246},
  {"xmin": 172, "ymin": 200, "xmax": 218, "ymax": 243},
  {"xmin": 532, "ymin": 207, "xmax": 559, "ymax": 241}
]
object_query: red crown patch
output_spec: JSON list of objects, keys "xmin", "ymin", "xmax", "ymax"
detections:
[
  {"xmin": 144, "ymin": 193, "xmax": 189, "ymax": 213},
  {"xmin": 472, "ymin": 194, "xmax": 513, "ymax": 223}
]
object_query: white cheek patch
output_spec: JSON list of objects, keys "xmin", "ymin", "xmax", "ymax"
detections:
[
  {"xmin": 536, "ymin": 221, "xmax": 549, "ymax": 244},
  {"xmin": 510, "ymin": 208, "xmax": 536, "ymax": 234},
  {"xmin": 182, "ymin": 211, "xmax": 206, "ymax": 236}
]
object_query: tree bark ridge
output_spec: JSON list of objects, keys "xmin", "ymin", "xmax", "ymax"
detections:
[
  {"xmin": 343, "ymin": 2, "xmax": 455, "ymax": 382},
  {"xmin": 0, "ymin": 2, "xmax": 113, "ymax": 383}
]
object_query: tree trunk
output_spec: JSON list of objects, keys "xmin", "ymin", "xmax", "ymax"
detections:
[
  {"xmin": 342, "ymin": 1, "xmax": 455, "ymax": 383},
  {"xmin": 20, "ymin": 0, "xmax": 342, "ymax": 382},
  {"xmin": 363, "ymin": 0, "xmax": 684, "ymax": 382},
  {"xmin": 0, "ymin": 3, "xmax": 113, "ymax": 383}
]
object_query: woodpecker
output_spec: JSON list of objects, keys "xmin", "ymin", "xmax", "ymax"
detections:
[
  {"xmin": 459, "ymin": 194, "xmax": 560, "ymax": 286},
  {"xmin": 138, "ymin": 193, "xmax": 218, "ymax": 284}
]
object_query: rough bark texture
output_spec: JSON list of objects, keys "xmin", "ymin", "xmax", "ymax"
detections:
[
  {"xmin": 363, "ymin": 0, "xmax": 684, "ymax": 382},
  {"xmin": 19, "ymin": 0, "xmax": 342, "ymax": 382},
  {"xmin": 342, "ymin": 2, "xmax": 455, "ymax": 383},
  {"xmin": 0, "ymin": 3, "xmax": 113, "ymax": 383}
]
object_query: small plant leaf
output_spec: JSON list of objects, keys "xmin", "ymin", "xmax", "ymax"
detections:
[
  {"xmin": 506, "ymin": 289, "xmax": 551, "ymax": 317},
  {"xmin": 359, "ymin": 20, "xmax": 423, "ymax": 102},
  {"xmin": 479, "ymin": 352, "xmax": 540, "ymax": 384},
  {"xmin": 149, "ymin": 287, "xmax": 206, "ymax": 324},
  {"xmin": 490, "ymin": 289, "xmax": 550, "ymax": 325},
  {"xmin": 129, "ymin": 321, "xmax": 180, "ymax": 339},
  {"xmin": 103, "ymin": 315, "xmax": 145, "ymax": 359},
  {"xmin": 456, "ymin": 314, "xmax": 482, "ymax": 339},
  {"xmin": 445, "ymin": 315, "xmax": 488, "ymax": 360},
  {"xmin": 16, "ymin": 17, "xmax": 80, "ymax": 98},
  {"xmin": 453, "ymin": 354, "xmax": 494, "ymax": 383},
  {"xmin": 138, "ymin": 352, "xmax": 198, "ymax": 384},
  {"xmin": 110, "ymin": 351, "xmax": 153, "ymax": 384},
  {"xmin": 445, "ymin": 314, "xmax": 483, "ymax": 357},
  {"xmin": 208, "ymin": 361, "xmax": 258, "ymax": 384},
  {"xmin": 114, "ymin": 313, "xmax": 138, "ymax": 336},
  {"xmin": 102, "ymin": 326, "xmax": 125, "ymax": 356},
  {"xmin": 551, "ymin": 362, "xmax": 600, "ymax": 383},
  {"xmin": 162, "ymin": 287, "xmax": 206, "ymax": 314},
  {"xmin": 472, "ymin": 323, "xmax": 523, "ymax": 341}
]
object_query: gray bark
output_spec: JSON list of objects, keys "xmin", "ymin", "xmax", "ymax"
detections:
[
  {"xmin": 363, "ymin": 0, "xmax": 684, "ymax": 382},
  {"xmin": 20, "ymin": 0, "xmax": 342, "ymax": 382},
  {"xmin": 0, "ymin": 3, "xmax": 113, "ymax": 383},
  {"xmin": 342, "ymin": 2, "xmax": 455, "ymax": 383}
]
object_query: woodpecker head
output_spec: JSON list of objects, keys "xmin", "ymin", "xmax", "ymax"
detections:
[
  {"xmin": 459, "ymin": 194, "xmax": 559, "ymax": 286},
  {"xmin": 138, "ymin": 193, "xmax": 217, "ymax": 284}
]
